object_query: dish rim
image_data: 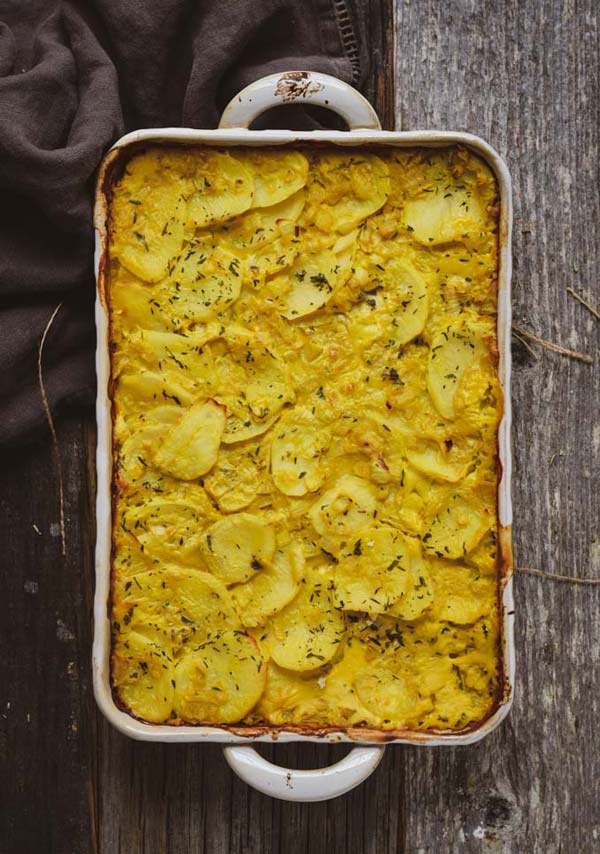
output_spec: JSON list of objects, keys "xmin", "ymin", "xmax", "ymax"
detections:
[{"xmin": 93, "ymin": 127, "xmax": 514, "ymax": 746}]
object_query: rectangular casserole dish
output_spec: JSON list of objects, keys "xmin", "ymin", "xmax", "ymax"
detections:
[{"xmin": 93, "ymin": 71, "xmax": 514, "ymax": 802}]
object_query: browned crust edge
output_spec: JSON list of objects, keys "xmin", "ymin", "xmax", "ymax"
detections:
[{"xmin": 95, "ymin": 139, "xmax": 513, "ymax": 740}]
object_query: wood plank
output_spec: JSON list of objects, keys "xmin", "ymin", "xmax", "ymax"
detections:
[
  {"xmin": 0, "ymin": 417, "xmax": 99, "ymax": 854},
  {"xmin": 348, "ymin": 0, "xmax": 396, "ymax": 129},
  {"xmin": 394, "ymin": 0, "xmax": 600, "ymax": 851}
]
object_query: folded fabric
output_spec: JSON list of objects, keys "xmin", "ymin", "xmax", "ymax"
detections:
[{"xmin": 0, "ymin": 0, "xmax": 361, "ymax": 446}]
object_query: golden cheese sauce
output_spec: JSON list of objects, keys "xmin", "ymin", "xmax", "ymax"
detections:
[{"xmin": 107, "ymin": 145, "xmax": 503, "ymax": 732}]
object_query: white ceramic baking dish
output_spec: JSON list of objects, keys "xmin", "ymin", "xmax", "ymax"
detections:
[{"xmin": 93, "ymin": 70, "xmax": 514, "ymax": 803}]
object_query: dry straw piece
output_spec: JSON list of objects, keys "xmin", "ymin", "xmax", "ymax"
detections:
[
  {"xmin": 511, "ymin": 328, "xmax": 539, "ymax": 360},
  {"xmin": 566, "ymin": 287, "xmax": 600, "ymax": 322},
  {"xmin": 37, "ymin": 303, "xmax": 66, "ymax": 558},
  {"xmin": 516, "ymin": 567, "xmax": 600, "ymax": 586},
  {"xmin": 512, "ymin": 323, "xmax": 593, "ymax": 364}
]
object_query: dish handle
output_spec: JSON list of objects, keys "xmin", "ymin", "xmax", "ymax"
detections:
[
  {"xmin": 219, "ymin": 71, "xmax": 381, "ymax": 131},
  {"xmin": 223, "ymin": 743, "xmax": 385, "ymax": 802}
]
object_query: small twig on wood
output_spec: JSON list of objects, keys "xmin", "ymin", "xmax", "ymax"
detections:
[
  {"xmin": 515, "ymin": 566, "xmax": 600, "ymax": 586},
  {"xmin": 511, "ymin": 329, "xmax": 539, "ymax": 360},
  {"xmin": 512, "ymin": 323, "xmax": 593, "ymax": 364},
  {"xmin": 566, "ymin": 287, "xmax": 600, "ymax": 322},
  {"xmin": 37, "ymin": 303, "xmax": 66, "ymax": 558}
]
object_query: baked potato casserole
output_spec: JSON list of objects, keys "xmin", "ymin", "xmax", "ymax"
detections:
[{"xmin": 106, "ymin": 144, "xmax": 503, "ymax": 733}]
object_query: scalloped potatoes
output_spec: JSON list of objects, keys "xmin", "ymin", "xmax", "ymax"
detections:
[{"xmin": 108, "ymin": 145, "xmax": 502, "ymax": 732}]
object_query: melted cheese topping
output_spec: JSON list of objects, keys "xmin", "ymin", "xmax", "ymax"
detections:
[{"xmin": 107, "ymin": 145, "xmax": 503, "ymax": 733}]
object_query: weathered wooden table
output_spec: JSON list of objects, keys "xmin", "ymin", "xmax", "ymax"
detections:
[{"xmin": 2, "ymin": 1, "xmax": 599, "ymax": 851}]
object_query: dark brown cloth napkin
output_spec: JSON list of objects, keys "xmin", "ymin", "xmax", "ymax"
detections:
[{"xmin": 0, "ymin": 0, "xmax": 362, "ymax": 446}]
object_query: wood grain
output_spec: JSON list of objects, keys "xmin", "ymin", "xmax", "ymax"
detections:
[
  {"xmin": 394, "ymin": 0, "xmax": 600, "ymax": 851},
  {"xmin": 0, "ymin": 418, "xmax": 98, "ymax": 854},
  {"xmin": 2, "ymin": 1, "xmax": 599, "ymax": 852}
]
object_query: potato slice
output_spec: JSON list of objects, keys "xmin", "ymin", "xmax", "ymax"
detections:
[
  {"xmin": 153, "ymin": 400, "xmax": 225, "ymax": 480},
  {"xmin": 406, "ymin": 434, "xmax": 479, "ymax": 483},
  {"xmin": 121, "ymin": 488, "xmax": 215, "ymax": 566},
  {"xmin": 218, "ymin": 189, "xmax": 306, "ymax": 252},
  {"xmin": 201, "ymin": 513, "xmax": 276, "ymax": 584},
  {"xmin": 239, "ymin": 346, "xmax": 295, "ymax": 419},
  {"xmin": 464, "ymin": 533, "xmax": 498, "ymax": 578},
  {"xmin": 412, "ymin": 654, "xmax": 456, "ymax": 696},
  {"xmin": 353, "ymin": 658, "xmax": 430, "ymax": 726},
  {"xmin": 113, "ymin": 567, "xmax": 239, "ymax": 643},
  {"xmin": 386, "ymin": 554, "xmax": 435, "ymax": 621},
  {"xmin": 271, "ymin": 408, "xmax": 330, "ymax": 497},
  {"xmin": 348, "ymin": 259, "xmax": 428, "ymax": 350},
  {"xmin": 110, "ymin": 152, "xmax": 187, "ymax": 282},
  {"xmin": 306, "ymin": 153, "xmax": 390, "ymax": 234},
  {"xmin": 428, "ymin": 560, "xmax": 496, "ymax": 624},
  {"xmin": 244, "ymin": 150, "xmax": 309, "ymax": 207},
  {"xmin": 123, "ymin": 327, "xmax": 220, "ymax": 371},
  {"xmin": 333, "ymin": 527, "xmax": 413, "ymax": 614},
  {"xmin": 203, "ymin": 441, "xmax": 268, "ymax": 512},
  {"xmin": 423, "ymin": 490, "xmax": 492, "ymax": 559},
  {"xmin": 308, "ymin": 474, "xmax": 377, "ymax": 537},
  {"xmin": 159, "ymin": 246, "xmax": 243, "ymax": 322},
  {"xmin": 174, "ymin": 631, "xmax": 265, "ymax": 723},
  {"xmin": 232, "ymin": 544, "xmax": 304, "ymax": 627},
  {"xmin": 453, "ymin": 367, "xmax": 502, "ymax": 447},
  {"xmin": 312, "ymin": 641, "xmax": 381, "ymax": 726},
  {"xmin": 255, "ymin": 662, "xmax": 324, "ymax": 724},
  {"xmin": 421, "ymin": 675, "xmax": 490, "ymax": 730},
  {"xmin": 221, "ymin": 412, "xmax": 279, "ymax": 445},
  {"xmin": 244, "ymin": 234, "xmax": 300, "ymax": 281},
  {"xmin": 110, "ymin": 271, "xmax": 176, "ymax": 332},
  {"xmin": 117, "ymin": 371, "xmax": 196, "ymax": 411},
  {"xmin": 427, "ymin": 322, "xmax": 490, "ymax": 419},
  {"xmin": 255, "ymin": 646, "xmax": 374, "ymax": 727},
  {"xmin": 212, "ymin": 335, "xmax": 294, "ymax": 425},
  {"xmin": 115, "ymin": 400, "xmax": 183, "ymax": 436},
  {"xmin": 112, "ymin": 630, "xmax": 175, "ymax": 723},
  {"xmin": 187, "ymin": 151, "xmax": 254, "ymax": 227},
  {"xmin": 279, "ymin": 248, "xmax": 352, "ymax": 319},
  {"xmin": 112, "ymin": 527, "xmax": 155, "ymax": 579},
  {"xmin": 402, "ymin": 187, "xmax": 484, "ymax": 245},
  {"xmin": 116, "ymin": 425, "xmax": 171, "ymax": 485},
  {"xmin": 265, "ymin": 567, "xmax": 345, "ymax": 671}
]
